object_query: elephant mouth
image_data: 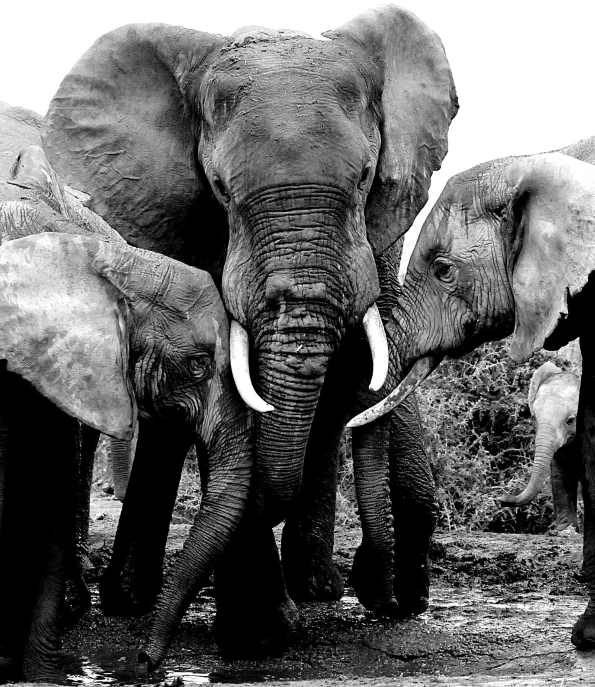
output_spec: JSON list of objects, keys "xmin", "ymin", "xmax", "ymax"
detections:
[{"xmin": 229, "ymin": 303, "xmax": 389, "ymax": 413}]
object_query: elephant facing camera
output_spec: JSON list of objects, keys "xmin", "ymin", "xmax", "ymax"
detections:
[{"xmin": 499, "ymin": 361, "xmax": 582, "ymax": 535}]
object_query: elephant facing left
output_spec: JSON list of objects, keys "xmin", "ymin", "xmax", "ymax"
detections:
[{"xmin": 0, "ymin": 231, "xmax": 252, "ymax": 682}]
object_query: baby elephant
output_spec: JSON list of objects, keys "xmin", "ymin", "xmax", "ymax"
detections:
[
  {"xmin": 499, "ymin": 361, "xmax": 581, "ymax": 533},
  {"xmin": 0, "ymin": 232, "xmax": 252, "ymax": 682}
]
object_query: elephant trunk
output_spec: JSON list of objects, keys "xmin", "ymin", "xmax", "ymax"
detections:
[
  {"xmin": 223, "ymin": 187, "xmax": 380, "ymax": 525},
  {"xmin": 499, "ymin": 426, "xmax": 559, "ymax": 507},
  {"xmin": 252, "ymin": 335, "xmax": 337, "ymax": 526},
  {"xmin": 140, "ymin": 385, "xmax": 253, "ymax": 670},
  {"xmin": 109, "ymin": 436, "xmax": 136, "ymax": 502}
]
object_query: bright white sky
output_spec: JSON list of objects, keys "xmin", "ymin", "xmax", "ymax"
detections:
[{"xmin": 3, "ymin": 1, "xmax": 595, "ymax": 263}]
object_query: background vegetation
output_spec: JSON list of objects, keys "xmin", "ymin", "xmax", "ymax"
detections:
[
  {"xmin": 337, "ymin": 339, "xmax": 582, "ymax": 534},
  {"xmin": 93, "ymin": 340, "xmax": 581, "ymax": 534}
]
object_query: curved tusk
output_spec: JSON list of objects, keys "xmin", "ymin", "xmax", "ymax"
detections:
[
  {"xmin": 363, "ymin": 304, "xmax": 389, "ymax": 392},
  {"xmin": 229, "ymin": 320, "xmax": 275, "ymax": 413},
  {"xmin": 347, "ymin": 355, "xmax": 440, "ymax": 428}
]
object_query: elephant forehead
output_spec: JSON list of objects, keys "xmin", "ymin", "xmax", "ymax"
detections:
[
  {"xmin": 204, "ymin": 40, "xmax": 371, "ymax": 115},
  {"xmin": 418, "ymin": 202, "xmax": 496, "ymax": 261},
  {"xmin": 535, "ymin": 375, "xmax": 580, "ymax": 410}
]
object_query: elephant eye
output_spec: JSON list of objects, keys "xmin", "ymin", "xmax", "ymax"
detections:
[
  {"xmin": 566, "ymin": 415, "xmax": 576, "ymax": 426},
  {"xmin": 357, "ymin": 162, "xmax": 373, "ymax": 190},
  {"xmin": 213, "ymin": 176, "xmax": 231, "ymax": 204},
  {"xmin": 432, "ymin": 259, "xmax": 456, "ymax": 283},
  {"xmin": 190, "ymin": 356, "xmax": 211, "ymax": 380}
]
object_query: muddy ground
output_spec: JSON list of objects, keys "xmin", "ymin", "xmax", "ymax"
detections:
[{"xmin": 10, "ymin": 494, "xmax": 595, "ymax": 686}]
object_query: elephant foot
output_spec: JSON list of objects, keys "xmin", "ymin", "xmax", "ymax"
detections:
[
  {"xmin": 281, "ymin": 521, "xmax": 344, "ymax": 602},
  {"xmin": 349, "ymin": 544, "xmax": 400, "ymax": 619},
  {"xmin": 20, "ymin": 664, "xmax": 68, "ymax": 685},
  {"xmin": 283, "ymin": 556, "xmax": 344, "ymax": 602},
  {"xmin": 99, "ymin": 558, "xmax": 162, "ymax": 617},
  {"xmin": 393, "ymin": 559, "xmax": 430, "ymax": 617},
  {"xmin": 213, "ymin": 597, "xmax": 300, "ymax": 658},
  {"xmin": 19, "ymin": 636, "xmax": 67, "ymax": 685},
  {"xmin": 571, "ymin": 611, "xmax": 595, "ymax": 649}
]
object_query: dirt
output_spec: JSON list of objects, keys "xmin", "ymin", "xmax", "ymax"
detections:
[{"xmin": 9, "ymin": 494, "xmax": 595, "ymax": 686}]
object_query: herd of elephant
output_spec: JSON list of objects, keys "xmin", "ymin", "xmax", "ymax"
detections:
[{"xmin": 1, "ymin": 3, "xmax": 595, "ymax": 682}]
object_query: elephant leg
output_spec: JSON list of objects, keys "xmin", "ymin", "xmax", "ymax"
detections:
[
  {"xmin": 63, "ymin": 425, "xmax": 100, "ymax": 624},
  {"xmin": 349, "ymin": 412, "xmax": 399, "ymax": 615},
  {"xmin": 551, "ymin": 445, "xmax": 580, "ymax": 532},
  {"xmin": 100, "ymin": 419, "xmax": 192, "ymax": 616},
  {"xmin": 349, "ymin": 392, "xmax": 436, "ymax": 617},
  {"xmin": 281, "ymin": 340, "xmax": 362, "ymax": 602},
  {"xmin": 0, "ymin": 374, "xmax": 78, "ymax": 681},
  {"xmin": 387, "ymin": 394, "xmax": 438, "ymax": 615},
  {"xmin": 281, "ymin": 413, "xmax": 346, "ymax": 602},
  {"xmin": 213, "ymin": 508, "xmax": 300, "ymax": 657}
]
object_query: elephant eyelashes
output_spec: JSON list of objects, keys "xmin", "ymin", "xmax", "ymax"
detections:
[{"xmin": 432, "ymin": 259, "xmax": 456, "ymax": 283}]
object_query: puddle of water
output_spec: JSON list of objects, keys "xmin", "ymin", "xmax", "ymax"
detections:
[
  {"xmin": 64, "ymin": 651, "xmax": 213, "ymax": 685},
  {"xmin": 63, "ymin": 651, "xmax": 286, "ymax": 685}
]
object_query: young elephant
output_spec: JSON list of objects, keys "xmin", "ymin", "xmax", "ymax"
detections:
[
  {"xmin": 0, "ymin": 232, "xmax": 252, "ymax": 682},
  {"xmin": 499, "ymin": 362, "xmax": 581, "ymax": 533}
]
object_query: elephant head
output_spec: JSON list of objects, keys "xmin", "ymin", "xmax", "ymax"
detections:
[
  {"xmin": 0, "ymin": 231, "xmax": 239, "ymax": 443},
  {"xmin": 41, "ymin": 6, "xmax": 458, "ymax": 522},
  {"xmin": 349, "ymin": 150, "xmax": 595, "ymax": 427},
  {"xmin": 499, "ymin": 361, "xmax": 580, "ymax": 508}
]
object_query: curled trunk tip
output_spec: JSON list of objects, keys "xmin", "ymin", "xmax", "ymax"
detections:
[{"xmin": 499, "ymin": 436, "xmax": 557, "ymax": 507}]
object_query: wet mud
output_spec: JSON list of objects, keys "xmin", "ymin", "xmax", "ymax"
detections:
[{"xmin": 10, "ymin": 495, "xmax": 595, "ymax": 686}]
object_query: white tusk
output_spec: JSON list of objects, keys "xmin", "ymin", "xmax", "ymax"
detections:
[
  {"xmin": 347, "ymin": 355, "xmax": 439, "ymax": 428},
  {"xmin": 229, "ymin": 320, "xmax": 275, "ymax": 413},
  {"xmin": 363, "ymin": 304, "xmax": 389, "ymax": 392}
]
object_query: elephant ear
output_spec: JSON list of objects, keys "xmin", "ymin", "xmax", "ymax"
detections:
[
  {"xmin": 0, "ymin": 232, "xmax": 136, "ymax": 440},
  {"xmin": 323, "ymin": 6, "xmax": 459, "ymax": 255},
  {"xmin": 42, "ymin": 24, "xmax": 227, "ymax": 261},
  {"xmin": 505, "ymin": 153, "xmax": 595, "ymax": 362},
  {"xmin": 528, "ymin": 362, "xmax": 562, "ymax": 416}
]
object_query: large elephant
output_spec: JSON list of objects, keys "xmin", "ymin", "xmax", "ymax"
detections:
[
  {"xmin": 0, "ymin": 175, "xmax": 252, "ymax": 680},
  {"xmin": 41, "ymin": 5, "xmax": 458, "ymax": 654},
  {"xmin": 347, "ymin": 136, "xmax": 595, "ymax": 648},
  {"xmin": 499, "ymin": 361, "xmax": 582, "ymax": 533}
]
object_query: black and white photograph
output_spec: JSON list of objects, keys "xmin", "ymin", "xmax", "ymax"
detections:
[{"xmin": 1, "ymin": 2, "xmax": 595, "ymax": 685}]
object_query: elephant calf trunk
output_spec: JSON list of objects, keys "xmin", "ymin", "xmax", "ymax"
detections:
[{"xmin": 499, "ymin": 428, "xmax": 558, "ymax": 507}]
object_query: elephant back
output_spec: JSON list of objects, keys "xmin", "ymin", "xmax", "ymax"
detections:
[{"xmin": 0, "ymin": 102, "xmax": 42, "ymax": 198}]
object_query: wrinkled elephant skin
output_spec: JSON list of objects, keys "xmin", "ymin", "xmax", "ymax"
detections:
[
  {"xmin": 41, "ymin": 6, "xmax": 458, "ymax": 655},
  {"xmin": 0, "ymin": 146, "xmax": 252, "ymax": 681},
  {"xmin": 356, "ymin": 136, "xmax": 595, "ymax": 650}
]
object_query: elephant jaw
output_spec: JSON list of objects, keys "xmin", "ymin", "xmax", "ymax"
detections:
[
  {"xmin": 346, "ymin": 355, "xmax": 441, "ymax": 428},
  {"xmin": 229, "ymin": 306, "xmax": 389, "ymax": 413}
]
